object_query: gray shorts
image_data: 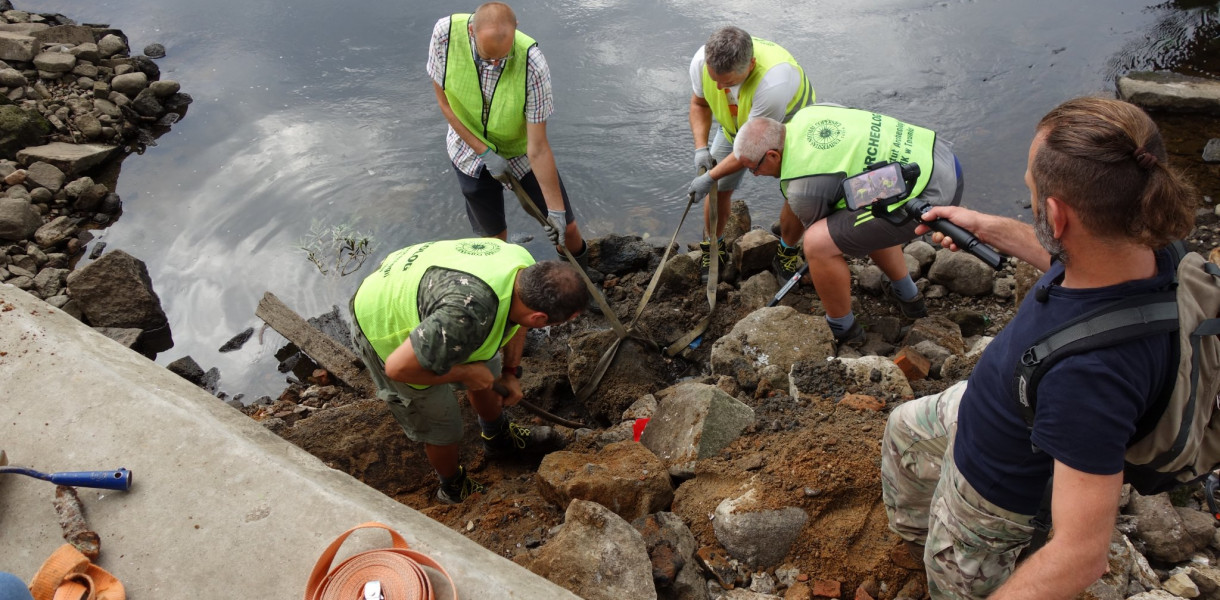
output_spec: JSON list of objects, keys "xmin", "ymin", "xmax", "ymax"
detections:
[
  {"xmin": 349, "ymin": 309, "xmax": 500, "ymax": 446},
  {"xmin": 710, "ymin": 126, "xmax": 746, "ymax": 192},
  {"xmin": 823, "ymin": 138, "xmax": 963, "ymax": 258}
]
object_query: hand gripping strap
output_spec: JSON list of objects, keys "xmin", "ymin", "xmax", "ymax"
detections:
[{"xmin": 305, "ymin": 522, "xmax": 458, "ymax": 600}]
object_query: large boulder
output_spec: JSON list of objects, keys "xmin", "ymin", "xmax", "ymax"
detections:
[
  {"xmin": 526, "ymin": 500, "xmax": 657, "ymax": 600},
  {"xmin": 712, "ymin": 488, "xmax": 808, "ymax": 568},
  {"xmin": 632, "ymin": 512, "xmax": 709, "ymax": 600},
  {"xmin": 32, "ymin": 51, "xmax": 75, "ymax": 74},
  {"xmin": 0, "ymin": 106, "xmax": 50, "ymax": 161},
  {"xmin": 595, "ymin": 234, "xmax": 656, "ymax": 276},
  {"xmin": 66, "ymin": 249, "xmax": 169, "ymax": 330},
  {"xmin": 1117, "ymin": 71, "xmax": 1220, "ymax": 115},
  {"xmin": 568, "ymin": 329, "xmax": 668, "ymax": 423},
  {"xmin": 732, "ymin": 229, "xmax": 778, "ymax": 278},
  {"xmin": 639, "ymin": 382, "xmax": 754, "ymax": 478},
  {"xmin": 927, "ymin": 248, "xmax": 994, "ymax": 296},
  {"xmin": 710, "ymin": 306, "xmax": 835, "ymax": 389},
  {"xmin": 0, "ymin": 31, "xmax": 36, "ymax": 62},
  {"xmin": 1127, "ymin": 492, "xmax": 1214, "ymax": 564},
  {"xmin": 0, "ymin": 197, "xmax": 40, "ymax": 241},
  {"xmin": 17, "ymin": 142, "xmax": 116, "ymax": 177},
  {"xmin": 25, "ymin": 161, "xmax": 65, "ymax": 193},
  {"xmin": 536, "ymin": 440, "xmax": 674, "ymax": 522}
]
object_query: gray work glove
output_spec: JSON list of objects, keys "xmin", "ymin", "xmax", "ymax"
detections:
[
  {"xmin": 479, "ymin": 149, "xmax": 510, "ymax": 179},
  {"xmin": 545, "ymin": 209, "xmax": 566, "ymax": 247},
  {"xmin": 694, "ymin": 147, "xmax": 715, "ymax": 173},
  {"xmin": 688, "ymin": 172, "xmax": 715, "ymax": 198}
]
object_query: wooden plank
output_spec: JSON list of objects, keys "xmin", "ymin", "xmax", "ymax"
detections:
[{"xmin": 255, "ymin": 291, "xmax": 375, "ymax": 395}]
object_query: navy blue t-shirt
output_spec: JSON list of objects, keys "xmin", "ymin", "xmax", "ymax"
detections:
[{"xmin": 954, "ymin": 248, "xmax": 1176, "ymax": 515}]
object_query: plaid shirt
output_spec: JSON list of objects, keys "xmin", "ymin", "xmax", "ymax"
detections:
[{"xmin": 427, "ymin": 15, "xmax": 554, "ymax": 179}]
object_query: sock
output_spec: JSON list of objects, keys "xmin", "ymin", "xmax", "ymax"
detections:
[
  {"xmin": 890, "ymin": 276, "xmax": 920, "ymax": 302},
  {"xmin": 825, "ymin": 313, "xmax": 856, "ymax": 336},
  {"xmin": 779, "ymin": 238, "xmax": 795, "ymax": 250},
  {"xmin": 478, "ymin": 415, "xmax": 507, "ymax": 437}
]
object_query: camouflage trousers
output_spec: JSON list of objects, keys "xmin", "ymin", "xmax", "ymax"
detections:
[{"xmin": 881, "ymin": 381, "xmax": 1036, "ymax": 599}]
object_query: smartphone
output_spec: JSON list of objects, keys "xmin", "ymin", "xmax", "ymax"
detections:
[{"xmin": 841, "ymin": 162, "xmax": 908, "ymax": 211}]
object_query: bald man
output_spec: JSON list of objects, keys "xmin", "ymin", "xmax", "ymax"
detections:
[{"xmin": 427, "ymin": 3, "xmax": 593, "ymax": 273}]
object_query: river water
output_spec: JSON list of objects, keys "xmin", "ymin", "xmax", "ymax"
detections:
[{"xmin": 27, "ymin": 0, "xmax": 1215, "ymax": 398}]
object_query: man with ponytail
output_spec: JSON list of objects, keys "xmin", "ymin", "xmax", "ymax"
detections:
[{"xmin": 880, "ymin": 97, "xmax": 1198, "ymax": 599}]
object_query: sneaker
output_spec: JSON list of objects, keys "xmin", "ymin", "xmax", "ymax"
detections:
[
  {"xmin": 699, "ymin": 239, "xmax": 729, "ymax": 283},
  {"xmin": 883, "ymin": 282, "xmax": 928, "ymax": 319},
  {"xmin": 436, "ymin": 465, "xmax": 485, "ymax": 504},
  {"xmin": 834, "ymin": 321, "xmax": 866, "ymax": 350},
  {"xmin": 481, "ymin": 421, "xmax": 559, "ymax": 458},
  {"xmin": 772, "ymin": 244, "xmax": 804, "ymax": 281}
]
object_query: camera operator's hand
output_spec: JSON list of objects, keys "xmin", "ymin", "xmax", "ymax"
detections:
[
  {"xmin": 694, "ymin": 147, "xmax": 716, "ymax": 173},
  {"xmin": 914, "ymin": 206, "xmax": 984, "ymax": 251},
  {"xmin": 688, "ymin": 172, "xmax": 715, "ymax": 199}
]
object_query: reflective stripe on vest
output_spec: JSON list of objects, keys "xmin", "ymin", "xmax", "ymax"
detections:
[
  {"xmin": 780, "ymin": 106, "xmax": 936, "ymax": 216},
  {"xmin": 701, "ymin": 37, "xmax": 812, "ymax": 141},
  {"xmin": 352, "ymin": 238, "xmax": 534, "ymax": 388},
  {"xmin": 444, "ymin": 14, "xmax": 537, "ymax": 158}
]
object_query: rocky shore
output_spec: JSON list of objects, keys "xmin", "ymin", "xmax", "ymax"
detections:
[{"xmin": 3, "ymin": 2, "xmax": 1220, "ymax": 598}]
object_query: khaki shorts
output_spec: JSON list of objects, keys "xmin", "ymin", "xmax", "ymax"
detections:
[{"xmin": 349, "ymin": 309, "xmax": 499, "ymax": 446}]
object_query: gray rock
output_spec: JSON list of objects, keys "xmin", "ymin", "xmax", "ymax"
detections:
[
  {"xmin": 656, "ymin": 252, "xmax": 700, "ymax": 298},
  {"xmin": 721, "ymin": 200, "xmax": 752, "ymax": 251},
  {"xmin": 32, "ymin": 25, "xmax": 95, "ymax": 47},
  {"xmin": 65, "ymin": 249, "xmax": 169, "ymax": 330},
  {"xmin": 904, "ymin": 240, "xmax": 937, "ymax": 271},
  {"xmin": 143, "ymin": 43, "xmax": 166, "ymax": 59},
  {"xmin": 129, "ymin": 55, "xmax": 160, "ymax": 80},
  {"xmin": 912, "ymin": 340, "xmax": 952, "ymax": 377},
  {"xmin": 7, "ymin": 273, "xmax": 32, "ymax": 289},
  {"xmin": 903, "ymin": 315, "xmax": 965, "ymax": 356},
  {"xmin": 109, "ymin": 71, "xmax": 147, "ymax": 96},
  {"xmin": 0, "ymin": 32, "xmax": 36, "ymax": 63},
  {"xmin": 928, "ymin": 248, "xmax": 994, "ymax": 296},
  {"xmin": 94, "ymin": 326, "xmax": 141, "ymax": 348},
  {"xmin": 527, "ymin": 500, "xmax": 657, "ymax": 600},
  {"xmin": 1128, "ymin": 492, "xmax": 1212, "ymax": 563},
  {"xmin": 732, "ymin": 229, "xmax": 778, "ymax": 278},
  {"xmin": 712, "ymin": 488, "xmax": 808, "ymax": 568},
  {"xmin": 1117, "ymin": 71, "xmax": 1220, "ymax": 115},
  {"xmin": 0, "ymin": 196, "xmax": 40, "ymax": 241},
  {"xmin": 856, "ymin": 264, "xmax": 885, "ymax": 294},
  {"xmin": 632, "ymin": 512, "xmax": 708, "ymax": 600},
  {"xmin": 0, "ymin": 67, "xmax": 23, "ymax": 87},
  {"xmin": 32, "ymin": 50, "xmax": 75, "ymax": 73},
  {"xmin": 73, "ymin": 113, "xmax": 102, "ymax": 139},
  {"xmin": 97, "ymin": 34, "xmax": 127, "ymax": 58},
  {"xmin": 536, "ymin": 441, "xmax": 674, "ymax": 522},
  {"xmin": 1204, "ymin": 139, "xmax": 1220, "ymax": 163},
  {"xmin": 622, "ymin": 394, "xmax": 658, "ymax": 421},
  {"xmin": 722, "ymin": 590, "xmax": 781, "ymax": 600},
  {"xmin": 737, "ymin": 271, "xmax": 780, "ymax": 310},
  {"xmin": 25, "ymin": 161, "xmax": 64, "ymax": 193},
  {"xmin": 640, "ymin": 382, "xmax": 754, "ymax": 478},
  {"xmin": 837, "ymin": 355, "xmax": 913, "ymax": 398},
  {"xmin": 71, "ymin": 43, "xmax": 99, "ymax": 63},
  {"xmin": 131, "ymin": 88, "xmax": 162, "ymax": 116},
  {"xmin": 63, "ymin": 175, "xmax": 95, "ymax": 198},
  {"xmin": 166, "ymin": 355, "xmax": 208, "ymax": 387},
  {"xmin": 1126, "ymin": 591, "xmax": 1180, "ymax": 600},
  {"xmin": 597, "ymin": 234, "xmax": 655, "ymax": 276},
  {"xmin": 1164, "ymin": 571, "xmax": 1200, "ymax": 598},
  {"xmin": 17, "ymin": 142, "xmax": 116, "ymax": 177},
  {"xmin": 710, "ymin": 306, "xmax": 835, "ymax": 389},
  {"xmin": 33, "ymin": 215, "xmax": 75, "ymax": 247},
  {"xmin": 148, "ymin": 79, "xmax": 179, "ymax": 97},
  {"xmin": 0, "ymin": 105, "xmax": 50, "ymax": 160},
  {"xmin": 31, "ymin": 267, "xmax": 67, "ymax": 298}
]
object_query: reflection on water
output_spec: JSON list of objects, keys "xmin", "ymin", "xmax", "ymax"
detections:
[{"xmin": 29, "ymin": 0, "xmax": 1210, "ymax": 398}]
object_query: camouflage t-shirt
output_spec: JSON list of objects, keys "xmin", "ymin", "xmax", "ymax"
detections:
[{"xmin": 408, "ymin": 266, "xmax": 502, "ymax": 375}]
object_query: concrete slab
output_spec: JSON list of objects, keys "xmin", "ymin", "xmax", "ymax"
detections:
[
  {"xmin": 1117, "ymin": 71, "xmax": 1220, "ymax": 115},
  {"xmin": 0, "ymin": 283, "xmax": 581, "ymax": 599}
]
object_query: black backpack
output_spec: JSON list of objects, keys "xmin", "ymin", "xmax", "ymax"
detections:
[{"xmin": 1014, "ymin": 242, "xmax": 1220, "ymax": 496}]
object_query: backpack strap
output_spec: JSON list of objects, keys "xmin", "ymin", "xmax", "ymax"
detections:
[{"xmin": 1013, "ymin": 292, "xmax": 1179, "ymax": 431}]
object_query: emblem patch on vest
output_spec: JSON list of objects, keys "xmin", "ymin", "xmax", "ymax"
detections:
[
  {"xmin": 806, "ymin": 119, "xmax": 844, "ymax": 150},
  {"xmin": 456, "ymin": 240, "xmax": 502, "ymax": 256}
]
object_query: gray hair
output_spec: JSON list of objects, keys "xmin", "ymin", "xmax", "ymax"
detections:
[
  {"xmin": 517, "ymin": 261, "xmax": 587, "ymax": 324},
  {"xmin": 704, "ymin": 26, "xmax": 753, "ymax": 75},
  {"xmin": 733, "ymin": 117, "xmax": 786, "ymax": 164}
]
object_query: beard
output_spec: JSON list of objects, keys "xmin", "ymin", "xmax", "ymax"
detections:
[{"xmin": 1034, "ymin": 202, "xmax": 1067, "ymax": 265}]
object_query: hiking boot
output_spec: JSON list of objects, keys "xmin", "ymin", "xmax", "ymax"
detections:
[
  {"xmin": 772, "ymin": 244, "xmax": 804, "ymax": 282},
  {"xmin": 883, "ymin": 281, "xmax": 928, "ymax": 319},
  {"xmin": 481, "ymin": 421, "xmax": 559, "ymax": 458},
  {"xmin": 436, "ymin": 465, "xmax": 485, "ymax": 504},
  {"xmin": 699, "ymin": 239, "xmax": 728, "ymax": 283},
  {"xmin": 834, "ymin": 321, "xmax": 866, "ymax": 350}
]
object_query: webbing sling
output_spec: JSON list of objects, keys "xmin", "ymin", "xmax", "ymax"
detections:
[
  {"xmin": 666, "ymin": 172, "xmax": 720, "ymax": 356},
  {"xmin": 30, "ymin": 544, "xmax": 125, "ymax": 600},
  {"xmin": 304, "ymin": 522, "xmax": 457, "ymax": 600}
]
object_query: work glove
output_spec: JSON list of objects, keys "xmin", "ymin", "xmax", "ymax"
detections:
[
  {"xmin": 479, "ymin": 148, "xmax": 510, "ymax": 179},
  {"xmin": 694, "ymin": 147, "xmax": 715, "ymax": 173},
  {"xmin": 688, "ymin": 172, "xmax": 715, "ymax": 199},
  {"xmin": 545, "ymin": 209, "xmax": 567, "ymax": 248}
]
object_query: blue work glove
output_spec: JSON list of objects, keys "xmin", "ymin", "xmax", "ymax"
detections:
[
  {"xmin": 688, "ymin": 172, "xmax": 715, "ymax": 198},
  {"xmin": 694, "ymin": 147, "xmax": 715, "ymax": 173},
  {"xmin": 479, "ymin": 148, "xmax": 510, "ymax": 179},
  {"xmin": 545, "ymin": 209, "xmax": 567, "ymax": 247}
]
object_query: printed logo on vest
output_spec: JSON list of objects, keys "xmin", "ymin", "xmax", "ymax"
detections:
[
  {"xmin": 806, "ymin": 119, "xmax": 844, "ymax": 150},
  {"xmin": 456, "ymin": 240, "xmax": 502, "ymax": 256}
]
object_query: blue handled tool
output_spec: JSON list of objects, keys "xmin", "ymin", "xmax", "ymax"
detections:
[{"xmin": 0, "ymin": 466, "xmax": 132, "ymax": 491}]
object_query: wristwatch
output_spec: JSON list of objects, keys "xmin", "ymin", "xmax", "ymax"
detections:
[{"xmin": 503, "ymin": 365, "xmax": 522, "ymax": 378}]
